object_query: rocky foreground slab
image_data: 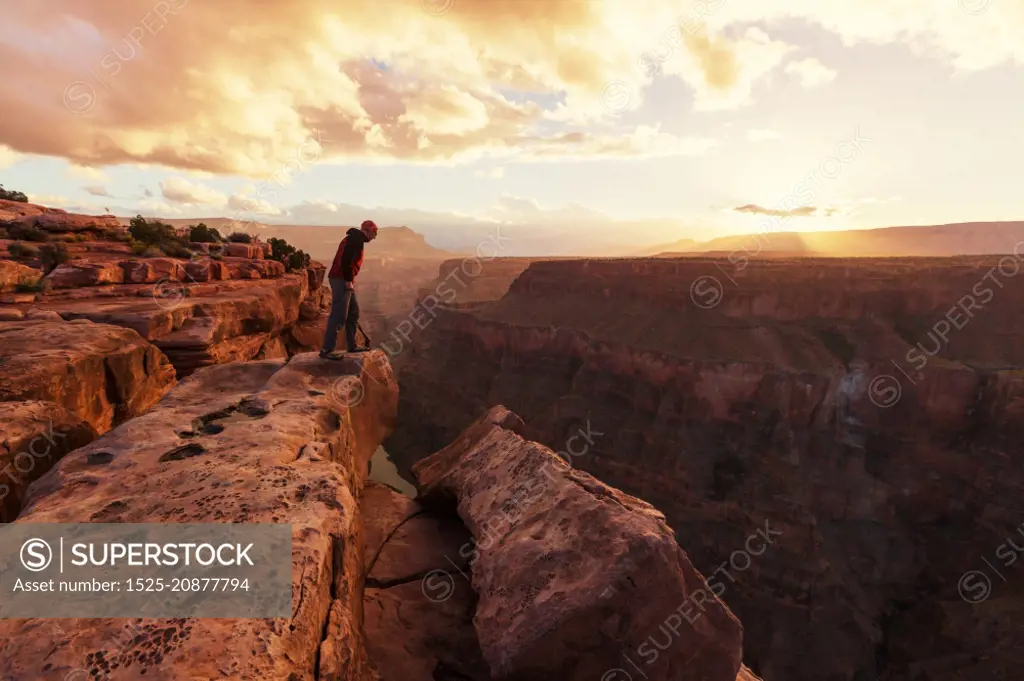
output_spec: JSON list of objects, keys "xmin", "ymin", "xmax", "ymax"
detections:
[
  {"xmin": 0, "ymin": 351, "xmax": 398, "ymax": 681},
  {"xmin": 413, "ymin": 405, "xmax": 744, "ymax": 681}
]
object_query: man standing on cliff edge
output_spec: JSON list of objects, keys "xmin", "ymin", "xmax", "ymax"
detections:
[{"xmin": 320, "ymin": 219, "xmax": 378, "ymax": 359}]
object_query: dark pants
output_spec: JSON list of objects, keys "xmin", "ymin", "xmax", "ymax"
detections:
[{"xmin": 322, "ymin": 278, "xmax": 360, "ymax": 353}]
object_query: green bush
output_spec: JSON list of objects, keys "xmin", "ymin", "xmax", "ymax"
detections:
[
  {"xmin": 227, "ymin": 231, "xmax": 253, "ymax": 243},
  {"xmin": 267, "ymin": 237, "xmax": 310, "ymax": 273},
  {"xmin": 143, "ymin": 246, "xmax": 164, "ymax": 258},
  {"xmin": 6, "ymin": 224, "xmax": 48, "ymax": 242},
  {"xmin": 287, "ymin": 250, "xmax": 311, "ymax": 271},
  {"xmin": 127, "ymin": 215, "xmax": 193, "ymax": 258},
  {"xmin": 130, "ymin": 240, "xmax": 149, "ymax": 256},
  {"xmin": 39, "ymin": 242, "xmax": 70, "ymax": 274},
  {"xmin": 7, "ymin": 242, "xmax": 39, "ymax": 259},
  {"xmin": 189, "ymin": 223, "xmax": 223, "ymax": 243},
  {"xmin": 128, "ymin": 215, "xmax": 178, "ymax": 245},
  {"xmin": 0, "ymin": 184, "xmax": 29, "ymax": 203}
]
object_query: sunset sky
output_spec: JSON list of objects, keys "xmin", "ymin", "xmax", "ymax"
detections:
[{"xmin": 1, "ymin": 0, "xmax": 1022, "ymax": 252}]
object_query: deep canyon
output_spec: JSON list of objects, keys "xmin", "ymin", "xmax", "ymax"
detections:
[
  {"xmin": 387, "ymin": 255, "xmax": 1024, "ymax": 681},
  {"xmin": 2, "ymin": 199, "xmax": 1022, "ymax": 680}
]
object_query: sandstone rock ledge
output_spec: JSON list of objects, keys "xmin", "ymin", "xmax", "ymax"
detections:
[
  {"xmin": 0, "ymin": 319, "xmax": 177, "ymax": 521},
  {"xmin": 412, "ymin": 405, "xmax": 745, "ymax": 681},
  {"xmin": 0, "ymin": 351, "xmax": 398, "ymax": 681}
]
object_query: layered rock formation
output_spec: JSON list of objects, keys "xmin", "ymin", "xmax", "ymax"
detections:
[
  {"xmin": 0, "ymin": 351, "xmax": 398, "ymax": 680},
  {"xmin": 1, "ymin": 203, "xmax": 333, "ymax": 377},
  {"xmin": 0, "ymin": 319, "xmax": 177, "ymax": 521},
  {"xmin": 389, "ymin": 256, "xmax": 1024, "ymax": 681},
  {"xmin": 413, "ymin": 406, "xmax": 743, "ymax": 681}
]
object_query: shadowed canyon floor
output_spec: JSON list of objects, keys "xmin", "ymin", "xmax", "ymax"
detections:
[{"xmin": 387, "ymin": 256, "xmax": 1024, "ymax": 681}]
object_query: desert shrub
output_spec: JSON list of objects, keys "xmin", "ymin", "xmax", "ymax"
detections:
[
  {"xmin": 227, "ymin": 231, "xmax": 253, "ymax": 243},
  {"xmin": 130, "ymin": 240, "xmax": 149, "ymax": 256},
  {"xmin": 159, "ymin": 242, "xmax": 193, "ymax": 258},
  {"xmin": 6, "ymin": 224, "xmax": 48, "ymax": 242},
  {"xmin": 189, "ymin": 223, "xmax": 223, "ymax": 243},
  {"xmin": 0, "ymin": 184, "xmax": 29, "ymax": 203},
  {"xmin": 267, "ymin": 237, "xmax": 311, "ymax": 273},
  {"xmin": 287, "ymin": 250, "xmax": 311, "ymax": 271},
  {"xmin": 7, "ymin": 242, "xmax": 39, "ymax": 259},
  {"xmin": 39, "ymin": 242, "xmax": 70, "ymax": 274},
  {"xmin": 143, "ymin": 246, "xmax": 164, "ymax": 258},
  {"xmin": 128, "ymin": 215, "xmax": 178, "ymax": 245},
  {"xmin": 267, "ymin": 237, "xmax": 294, "ymax": 262}
]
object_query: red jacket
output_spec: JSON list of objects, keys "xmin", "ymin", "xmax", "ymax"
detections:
[{"xmin": 328, "ymin": 228, "xmax": 366, "ymax": 281}]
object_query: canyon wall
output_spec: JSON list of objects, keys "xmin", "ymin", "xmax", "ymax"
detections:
[{"xmin": 389, "ymin": 256, "xmax": 1024, "ymax": 681}]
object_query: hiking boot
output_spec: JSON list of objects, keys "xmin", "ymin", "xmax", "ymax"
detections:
[
  {"xmin": 348, "ymin": 345, "xmax": 372, "ymax": 353},
  {"xmin": 319, "ymin": 350, "xmax": 345, "ymax": 361}
]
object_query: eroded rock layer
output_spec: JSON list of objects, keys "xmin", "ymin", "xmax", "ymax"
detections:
[
  {"xmin": 413, "ymin": 405, "xmax": 743, "ymax": 681},
  {"xmin": 389, "ymin": 256, "xmax": 1024, "ymax": 681},
  {"xmin": 0, "ymin": 351, "xmax": 398, "ymax": 680},
  {"xmin": 0, "ymin": 319, "xmax": 176, "ymax": 433}
]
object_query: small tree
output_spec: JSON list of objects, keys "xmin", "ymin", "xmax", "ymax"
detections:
[
  {"xmin": 0, "ymin": 184, "xmax": 29, "ymax": 202},
  {"xmin": 267, "ymin": 237, "xmax": 311, "ymax": 273},
  {"xmin": 189, "ymin": 223, "xmax": 223, "ymax": 243},
  {"xmin": 227, "ymin": 231, "xmax": 253, "ymax": 243},
  {"xmin": 129, "ymin": 215, "xmax": 177, "ymax": 245}
]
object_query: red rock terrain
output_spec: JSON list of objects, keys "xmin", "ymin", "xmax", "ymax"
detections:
[
  {"xmin": 0, "ymin": 349, "xmax": 755, "ymax": 680},
  {"xmin": 388, "ymin": 256, "xmax": 1024, "ymax": 681},
  {"xmin": 0, "ymin": 200, "xmax": 335, "ymax": 375},
  {"xmin": 0, "ymin": 201, "xmax": 335, "ymax": 517}
]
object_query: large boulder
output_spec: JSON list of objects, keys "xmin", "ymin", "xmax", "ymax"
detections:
[
  {"xmin": 183, "ymin": 258, "xmax": 228, "ymax": 282},
  {"xmin": 0, "ymin": 260, "xmax": 41, "ymax": 292},
  {"xmin": 225, "ymin": 242, "xmax": 263, "ymax": 259},
  {"xmin": 0, "ymin": 319, "xmax": 176, "ymax": 433},
  {"xmin": 44, "ymin": 261, "xmax": 125, "ymax": 288},
  {"xmin": 0, "ymin": 352, "xmax": 399, "ymax": 680},
  {"xmin": 120, "ymin": 258, "xmax": 184, "ymax": 284},
  {"xmin": 413, "ymin": 406, "xmax": 744, "ymax": 681}
]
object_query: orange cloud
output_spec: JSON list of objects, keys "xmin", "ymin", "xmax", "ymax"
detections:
[{"xmin": 2, "ymin": 0, "xmax": 1021, "ymax": 177}]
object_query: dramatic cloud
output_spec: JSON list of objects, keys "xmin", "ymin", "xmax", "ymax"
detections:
[
  {"xmin": 785, "ymin": 58, "xmax": 837, "ymax": 88},
  {"xmin": 734, "ymin": 203, "xmax": 839, "ymax": 218},
  {"xmin": 0, "ymin": 0, "xmax": 1021, "ymax": 176},
  {"xmin": 84, "ymin": 185, "xmax": 113, "ymax": 197},
  {"xmin": 160, "ymin": 177, "xmax": 227, "ymax": 205}
]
